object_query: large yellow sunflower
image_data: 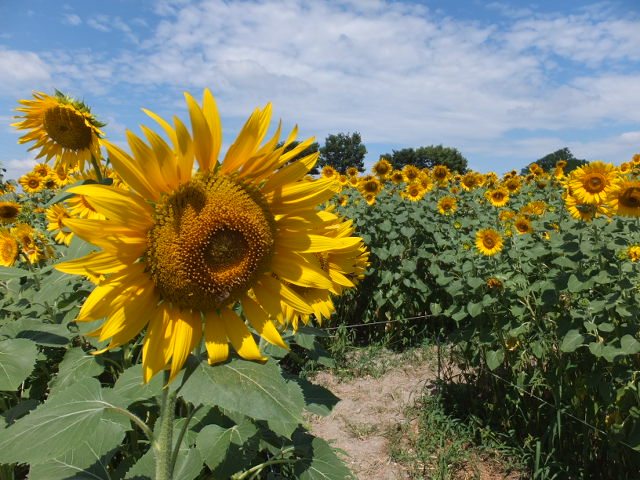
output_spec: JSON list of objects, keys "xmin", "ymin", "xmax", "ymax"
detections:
[
  {"xmin": 476, "ymin": 228, "xmax": 503, "ymax": 256},
  {"xmin": 0, "ymin": 201, "xmax": 21, "ymax": 224},
  {"xmin": 13, "ymin": 91, "xmax": 105, "ymax": 171},
  {"xmin": 0, "ymin": 228, "xmax": 18, "ymax": 267},
  {"xmin": 460, "ymin": 172, "xmax": 481, "ymax": 191},
  {"xmin": 390, "ymin": 170, "xmax": 405, "ymax": 185},
  {"xmin": 56, "ymin": 90, "xmax": 361, "ymax": 384},
  {"xmin": 568, "ymin": 161, "xmax": 618, "ymax": 205},
  {"xmin": 607, "ymin": 178, "xmax": 640, "ymax": 217}
]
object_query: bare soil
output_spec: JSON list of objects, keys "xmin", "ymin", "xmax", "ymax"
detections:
[{"xmin": 308, "ymin": 349, "xmax": 522, "ymax": 480}]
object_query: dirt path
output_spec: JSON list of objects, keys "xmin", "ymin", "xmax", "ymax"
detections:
[{"xmin": 309, "ymin": 352, "xmax": 437, "ymax": 480}]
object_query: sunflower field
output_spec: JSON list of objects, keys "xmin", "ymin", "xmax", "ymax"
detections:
[{"xmin": 1, "ymin": 89, "xmax": 640, "ymax": 480}]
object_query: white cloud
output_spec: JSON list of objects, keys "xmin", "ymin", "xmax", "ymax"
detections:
[
  {"xmin": 87, "ymin": 15, "xmax": 111, "ymax": 32},
  {"xmin": 0, "ymin": 48, "xmax": 51, "ymax": 95},
  {"xmin": 2, "ymin": 153, "xmax": 37, "ymax": 182},
  {"xmin": 63, "ymin": 13, "xmax": 82, "ymax": 26}
]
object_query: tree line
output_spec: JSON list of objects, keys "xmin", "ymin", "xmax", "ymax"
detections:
[{"xmin": 280, "ymin": 132, "xmax": 585, "ymax": 176}]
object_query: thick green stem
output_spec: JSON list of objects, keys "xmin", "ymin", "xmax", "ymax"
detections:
[
  {"xmin": 90, "ymin": 154, "xmax": 104, "ymax": 183},
  {"xmin": 155, "ymin": 373, "xmax": 178, "ymax": 480}
]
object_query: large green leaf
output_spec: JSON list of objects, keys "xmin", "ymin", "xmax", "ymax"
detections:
[
  {"xmin": 560, "ymin": 329, "xmax": 585, "ymax": 353},
  {"xmin": 0, "ymin": 317, "xmax": 72, "ymax": 346},
  {"xmin": 485, "ymin": 349, "xmax": 504, "ymax": 371},
  {"xmin": 49, "ymin": 347, "xmax": 105, "ymax": 395},
  {"xmin": 28, "ymin": 418, "xmax": 125, "ymax": 480},
  {"xmin": 0, "ymin": 378, "xmax": 121, "ymax": 464},
  {"xmin": 111, "ymin": 365, "xmax": 164, "ymax": 406},
  {"xmin": 180, "ymin": 358, "xmax": 305, "ymax": 437},
  {"xmin": 293, "ymin": 434, "xmax": 354, "ymax": 480},
  {"xmin": 196, "ymin": 421, "xmax": 258, "ymax": 472},
  {"xmin": 0, "ymin": 338, "xmax": 38, "ymax": 390}
]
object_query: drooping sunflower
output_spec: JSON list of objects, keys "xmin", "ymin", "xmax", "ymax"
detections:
[
  {"xmin": 46, "ymin": 203, "xmax": 74, "ymax": 246},
  {"xmin": 372, "ymin": 158, "xmax": 392, "ymax": 179},
  {"xmin": 513, "ymin": 215, "xmax": 533, "ymax": 234},
  {"xmin": 437, "ymin": 196, "xmax": 457, "ymax": 215},
  {"xmin": 485, "ymin": 187, "xmax": 509, "ymax": 207},
  {"xmin": 498, "ymin": 209, "xmax": 516, "ymax": 222},
  {"xmin": 0, "ymin": 228, "xmax": 18, "ymax": 267},
  {"xmin": 55, "ymin": 90, "xmax": 361, "ymax": 384},
  {"xmin": 476, "ymin": 228, "xmax": 503, "ymax": 256},
  {"xmin": 0, "ymin": 201, "xmax": 21, "ymax": 224},
  {"xmin": 607, "ymin": 178, "xmax": 640, "ymax": 217},
  {"xmin": 567, "ymin": 161, "xmax": 618, "ymax": 205},
  {"xmin": 13, "ymin": 91, "xmax": 105, "ymax": 171},
  {"xmin": 19, "ymin": 172, "xmax": 44, "ymax": 194}
]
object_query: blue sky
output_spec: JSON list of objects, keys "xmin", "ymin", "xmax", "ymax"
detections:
[{"xmin": 1, "ymin": 0, "xmax": 639, "ymax": 180}]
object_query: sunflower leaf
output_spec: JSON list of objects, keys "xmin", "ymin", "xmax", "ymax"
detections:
[{"xmin": 0, "ymin": 338, "xmax": 38, "ymax": 391}]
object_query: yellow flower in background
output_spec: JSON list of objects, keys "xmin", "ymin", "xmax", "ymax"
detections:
[
  {"xmin": 42, "ymin": 173, "xmax": 60, "ymax": 190},
  {"xmin": 432, "ymin": 165, "xmax": 451, "ymax": 185},
  {"xmin": 12, "ymin": 223, "xmax": 41, "ymax": 263},
  {"xmin": 0, "ymin": 201, "xmax": 21, "ymax": 224},
  {"xmin": 417, "ymin": 172, "xmax": 433, "ymax": 192},
  {"xmin": 476, "ymin": 228, "xmax": 503, "ymax": 256},
  {"xmin": 32, "ymin": 163, "xmax": 52, "ymax": 178},
  {"xmin": 338, "ymin": 194, "xmax": 348, "ymax": 207},
  {"xmin": 503, "ymin": 176, "xmax": 521, "ymax": 194},
  {"xmin": 404, "ymin": 182, "xmax": 424, "ymax": 202},
  {"xmin": 338, "ymin": 174, "xmax": 349, "ymax": 186},
  {"xmin": 402, "ymin": 164, "xmax": 420, "ymax": 183},
  {"xmin": 348, "ymin": 175, "xmax": 360, "ymax": 188},
  {"xmin": 373, "ymin": 158, "xmax": 392, "ymax": 179},
  {"xmin": 627, "ymin": 245, "xmax": 640, "ymax": 262},
  {"xmin": 499, "ymin": 210, "xmax": 516, "ymax": 222},
  {"xmin": 53, "ymin": 165, "xmax": 75, "ymax": 186},
  {"xmin": 13, "ymin": 91, "xmax": 105, "ymax": 171},
  {"xmin": 460, "ymin": 172, "xmax": 481, "ymax": 191},
  {"xmin": 514, "ymin": 216, "xmax": 533, "ymax": 234},
  {"xmin": 46, "ymin": 204, "xmax": 74, "ymax": 246},
  {"xmin": 364, "ymin": 192, "xmax": 377, "ymax": 205},
  {"xmin": 66, "ymin": 194, "xmax": 106, "ymax": 220},
  {"xmin": 568, "ymin": 161, "xmax": 617, "ymax": 205},
  {"xmin": 486, "ymin": 187, "xmax": 509, "ymax": 207},
  {"xmin": 437, "ymin": 196, "xmax": 457, "ymax": 215},
  {"xmin": 607, "ymin": 179, "xmax": 640, "ymax": 217},
  {"xmin": 346, "ymin": 166, "xmax": 359, "ymax": 177},
  {"xmin": 358, "ymin": 175, "xmax": 383, "ymax": 196},
  {"xmin": 19, "ymin": 172, "xmax": 44, "ymax": 194},
  {"xmin": 564, "ymin": 193, "xmax": 603, "ymax": 222},
  {"xmin": 0, "ymin": 228, "xmax": 19, "ymax": 267},
  {"xmin": 390, "ymin": 170, "xmax": 405, "ymax": 184},
  {"xmin": 520, "ymin": 200, "xmax": 547, "ymax": 217},
  {"xmin": 55, "ymin": 89, "xmax": 361, "ymax": 384},
  {"xmin": 322, "ymin": 165, "xmax": 338, "ymax": 179}
]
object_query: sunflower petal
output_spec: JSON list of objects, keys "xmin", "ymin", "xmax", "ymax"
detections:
[
  {"xmin": 218, "ymin": 307, "xmax": 265, "ymax": 361},
  {"xmin": 242, "ymin": 294, "xmax": 289, "ymax": 350},
  {"xmin": 204, "ymin": 311, "xmax": 229, "ymax": 364}
]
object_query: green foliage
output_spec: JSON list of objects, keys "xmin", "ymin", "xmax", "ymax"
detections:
[
  {"xmin": 318, "ymin": 132, "xmax": 366, "ymax": 174},
  {"xmin": 384, "ymin": 144, "xmax": 468, "ymax": 173},
  {"xmin": 521, "ymin": 147, "xmax": 587, "ymax": 175}
]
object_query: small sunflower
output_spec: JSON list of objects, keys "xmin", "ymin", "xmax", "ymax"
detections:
[
  {"xmin": 417, "ymin": 172, "xmax": 433, "ymax": 192},
  {"xmin": 19, "ymin": 172, "xmax": 44, "ymax": 194},
  {"xmin": 520, "ymin": 201, "xmax": 547, "ymax": 217},
  {"xmin": 42, "ymin": 173, "xmax": 60, "ymax": 190},
  {"xmin": 514, "ymin": 216, "xmax": 533, "ymax": 234},
  {"xmin": 485, "ymin": 187, "xmax": 509, "ymax": 207},
  {"xmin": 13, "ymin": 91, "xmax": 105, "ymax": 171},
  {"xmin": 404, "ymin": 183, "xmax": 424, "ymax": 202},
  {"xmin": 373, "ymin": 158, "xmax": 392, "ymax": 179},
  {"xmin": 12, "ymin": 223, "xmax": 41, "ymax": 263},
  {"xmin": 503, "ymin": 177, "xmax": 521, "ymax": 194},
  {"xmin": 499, "ymin": 210, "xmax": 516, "ymax": 222},
  {"xmin": 437, "ymin": 196, "xmax": 457, "ymax": 215},
  {"xmin": 476, "ymin": 228, "xmax": 503, "ymax": 256},
  {"xmin": 346, "ymin": 166, "xmax": 359, "ymax": 177},
  {"xmin": 390, "ymin": 170, "xmax": 405, "ymax": 184},
  {"xmin": 32, "ymin": 163, "xmax": 52, "ymax": 178},
  {"xmin": 55, "ymin": 89, "xmax": 360, "ymax": 384},
  {"xmin": 338, "ymin": 174, "xmax": 349, "ymax": 186},
  {"xmin": 0, "ymin": 201, "xmax": 21, "ymax": 224},
  {"xmin": 358, "ymin": 175, "xmax": 383, "ymax": 196},
  {"xmin": 364, "ymin": 192, "xmax": 376, "ymax": 205},
  {"xmin": 322, "ymin": 165, "xmax": 338, "ymax": 179},
  {"xmin": 402, "ymin": 165, "xmax": 420, "ymax": 183},
  {"xmin": 460, "ymin": 172, "xmax": 481, "ymax": 191},
  {"xmin": 568, "ymin": 161, "xmax": 618, "ymax": 205},
  {"xmin": 46, "ymin": 204, "xmax": 74, "ymax": 246},
  {"xmin": 432, "ymin": 165, "xmax": 451, "ymax": 184},
  {"xmin": 348, "ymin": 175, "xmax": 360, "ymax": 188},
  {"xmin": 0, "ymin": 228, "xmax": 19, "ymax": 267},
  {"xmin": 607, "ymin": 179, "xmax": 640, "ymax": 217},
  {"xmin": 627, "ymin": 245, "xmax": 640, "ymax": 262}
]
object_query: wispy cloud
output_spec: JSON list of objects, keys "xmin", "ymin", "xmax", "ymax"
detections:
[
  {"xmin": 0, "ymin": 48, "xmax": 51, "ymax": 96},
  {"xmin": 62, "ymin": 13, "xmax": 82, "ymax": 26}
]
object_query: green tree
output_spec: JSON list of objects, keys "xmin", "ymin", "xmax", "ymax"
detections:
[
  {"xmin": 384, "ymin": 145, "xmax": 468, "ymax": 172},
  {"xmin": 276, "ymin": 140, "xmax": 320, "ymax": 174},
  {"xmin": 520, "ymin": 147, "xmax": 587, "ymax": 175},
  {"xmin": 318, "ymin": 132, "xmax": 367, "ymax": 174}
]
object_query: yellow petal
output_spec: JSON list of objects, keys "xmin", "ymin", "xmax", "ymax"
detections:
[
  {"xmin": 242, "ymin": 294, "xmax": 289, "ymax": 350},
  {"xmin": 218, "ymin": 307, "xmax": 265, "ymax": 361},
  {"xmin": 126, "ymin": 130, "xmax": 169, "ymax": 193},
  {"xmin": 62, "ymin": 218, "xmax": 147, "ymax": 255},
  {"xmin": 271, "ymin": 250, "xmax": 333, "ymax": 289},
  {"xmin": 185, "ymin": 92, "xmax": 214, "ymax": 172},
  {"xmin": 255, "ymin": 275, "xmax": 313, "ymax": 315},
  {"xmin": 55, "ymin": 251, "xmax": 127, "ymax": 276},
  {"xmin": 277, "ymin": 232, "xmax": 362, "ymax": 253},
  {"xmin": 262, "ymin": 152, "xmax": 319, "ymax": 194},
  {"xmin": 204, "ymin": 311, "xmax": 229, "ymax": 365},
  {"xmin": 104, "ymin": 141, "xmax": 160, "ymax": 202},
  {"xmin": 142, "ymin": 306, "xmax": 171, "ymax": 383},
  {"xmin": 168, "ymin": 309, "xmax": 202, "ymax": 384},
  {"xmin": 202, "ymin": 89, "xmax": 222, "ymax": 169}
]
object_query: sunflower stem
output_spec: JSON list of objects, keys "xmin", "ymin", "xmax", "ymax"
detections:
[
  {"xmin": 90, "ymin": 154, "xmax": 104, "ymax": 183},
  {"xmin": 155, "ymin": 371, "xmax": 177, "ymax": 480}
]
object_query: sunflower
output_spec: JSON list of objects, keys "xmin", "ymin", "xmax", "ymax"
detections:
[
  {"xmin": 607, "ymin": 178, "xmax": 640, "ymax": 217},
  {"xmin": 520, "ymin": 201, "xmax": 546, "ymax": 216},
  {"xmin": 33, "ymin": 163, "xmax": 52, "ymax": 178},
  {"xmin": 513, "ymin": 215, "xmax": 533, "ymax": 234},
  {"xmin": 0, "ymin": 228, "xmax": 18, "ymax": 267},
  {"xmin": 503, "ymin": 177, "xmax": 521, "ymax": 194},
  {"xmin": 627, "ymin": 245, "xmax": 640, "ymax": 262},
  {"xmin": 46, "ymin": 204, "xmax": 74, "ymax": 246},
  {"xmin": 568, "ymin": 161, "xmax": 617, "ymax": 205},
  {"xmin": 53, "ymin": 165, "xmax": 75, "ymax": 186},
  {"xmin": 404, "ymin": 183, "xmax": 424, "ymax": 202},
  {"xmin": 432, "ymin": 165, "xmax": 451, "ymax": 184},
  {"xmin": 460, "ymin": 172, "xmax": 481, "ymax": 191},
  {"xmin": 437, "ymin": 196, "xmax": 457, "ymax": 215},
  {"xmin": 55, "ymin": 90, "xmax": 361, "ymax": 384},
  {"xmin": 364, "ymin": 192, "xmax": 376, "ymax": 205},
  {"xmin": 66, "ymin": 194, "xmax": 106, "ymax": 220},
  {"xmin": 476, "ymin": 228, "xmax": 503, "ymax": 256},
  {"xmin": 498, "ymin": 209, "xmax": 516, "ymax": 222},
  {"xmin": 13, "ymin": 91, "xmax": 105, "ymax": 171},
  {"xmin": 322, "ymin": 165, "xmax": 339, "ymax": 179},
  {"xmin": 42, "ymin": 173, "xmax": 60, "ymax": 190},
  {"xmin": 19, "ymin": 172, "xmax": 44, "ymax": 194},
  {"xmin": 12, "ymin": 223, "xmax": 41, "ymax": 263},
  {"xmin": 390, "ymin": 170, "xmax": 405, "ymax": 184},
  {"xmin": 338, "ymin": 174, "xmax": 349, "ymax": 186},
  {"xmin": 347, "ymin": 175, "xmax": 360, "ymax": 188},
  {"xmin": 485, "ymin": 187, "xmax": 509, "ymax": 207},
  {"xmin": 346, "ymin": 166, "xmax": 359, "ymax": 177},
  {"xmin": 358, "ymin": 175, "xmax": 383, "ymax": 196},
  {"xmin": 338, "ymin": 195, "xmax": 348, "ymax": 207},
  {"xmin": 564, "ymin": 193, "xmax": 600, "ymax": 222},
  {"xmin": 373, "ymin": 158, "xmax": 392, "ymax": 179},
  {"xmin": 417, "ymin": 172, "xmax": 433, "ymax": 192},
  {"xmin": 0, "ymin": 201, "xmax": 21, "ymax": 224},
  {"xmin": 402, "ymin": 165, "xmax": 420, "ymax": 183}
]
